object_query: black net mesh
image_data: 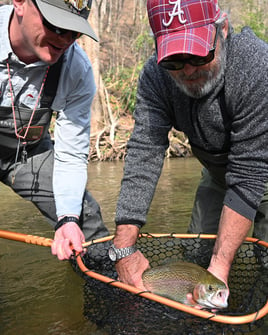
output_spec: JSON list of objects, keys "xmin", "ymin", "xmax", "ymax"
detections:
[{"xmin": 71, "ymin": 234, "xmax": 268, "ymax": 335}]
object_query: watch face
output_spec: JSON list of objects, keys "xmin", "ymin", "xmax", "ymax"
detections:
[{"xmin": 108, "ymin": 246, "xmax": 116, "ymax": 261}]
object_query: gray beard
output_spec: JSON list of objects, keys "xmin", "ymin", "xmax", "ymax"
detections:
[{"xmin": 170, "ymin": 42, "xmax": 227, "ymax": 99}]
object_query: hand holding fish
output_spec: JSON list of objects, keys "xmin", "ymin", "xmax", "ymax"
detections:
[
  {"xmin": 114, "ymin": 224, "xmax": 150, "ymax": 290},
  {"xmin": 116, "ymin": 250, "xmax": 150, "ymax": 290}
]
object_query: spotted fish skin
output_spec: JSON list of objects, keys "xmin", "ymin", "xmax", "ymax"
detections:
[{"xmin": 142, "ymin": 261, "xmax": 228, "ymax": 309}]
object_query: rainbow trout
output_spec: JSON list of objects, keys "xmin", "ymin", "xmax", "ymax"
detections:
[{"xmin": 142, "ymin": 261, "xmax": 228, "ymax": 309}]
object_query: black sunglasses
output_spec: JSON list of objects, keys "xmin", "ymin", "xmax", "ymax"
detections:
[
  {"xmin": 32, "ymin": 0, "xmax": 81, "ymax": 39},
  {"xmin": 42, "ymin": 17, "xmax": 81, "ymax": 39},
  {"xmin": 158, "ymin": 25, "xmax": 220, "ymax": 71}
]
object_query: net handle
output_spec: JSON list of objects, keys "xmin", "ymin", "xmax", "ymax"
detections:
[
  {"xmin": 0, "ymin": 229, "xmax": 109, "ymax": 248},
  {"xmin": 0, "ymin": 229, "xmax": 53, "ymax": 247},
  {"xmin": 1, "ymin": 229, "xmax": 267, "ymax": 249},
  {"xmin": 1, "ymin": 229, "xmax": 268, "ymax": 324}
]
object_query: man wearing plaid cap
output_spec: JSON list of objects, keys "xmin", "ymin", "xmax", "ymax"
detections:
[{"xmin": 111, "ymin": 0, "xmax": 268, "ymax": 306}]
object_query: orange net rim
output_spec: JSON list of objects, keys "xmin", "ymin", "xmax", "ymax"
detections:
[
  {"xmin": 1, "ymin": 229, "xmax": 268, "ymax": 324},
  {"xmin": 78, "ymin": 233, "xmax": 268, "ymax": 325}
]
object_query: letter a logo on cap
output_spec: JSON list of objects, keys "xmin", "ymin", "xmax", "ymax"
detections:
[{"xmin": 162, "ymin": 0, "xmax": 187, "ymax": 27}]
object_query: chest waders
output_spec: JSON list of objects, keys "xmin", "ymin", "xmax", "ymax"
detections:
[
  {"xmin": 189, "ymin": 137, "xmax": 268, "ymax": 242},
  {"xmin": 191, "ymin": 145, "xmax": 228, "ymax": 188},
  {"xmin": 0, "ymin": 56, "xmax": 63, "ymax": 161}
]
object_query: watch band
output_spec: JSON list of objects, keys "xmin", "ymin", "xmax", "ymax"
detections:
[
  {"xmin": 108, "ymin": 243, "xmax": 138, "ymax": 261},
  {"xmin": 55, "ymin": 216, "xmax": 80, "ymax": 231}
]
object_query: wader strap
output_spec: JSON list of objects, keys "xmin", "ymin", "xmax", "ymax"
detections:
[
  {"xmin": 191, "ymin": 145, "xmax": 228, "ymax": 187},
  {"xmin": 41, "ymin": 54, "xmax": 64, "ymax": 108},
  {"xmin": 0, "ymin": 55, "xmax": 64, "ymax": 160}
]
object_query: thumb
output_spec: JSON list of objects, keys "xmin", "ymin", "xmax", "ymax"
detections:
[{"xmin": 70, "ymin": 230, "xmax": 85, "ymax": 252}]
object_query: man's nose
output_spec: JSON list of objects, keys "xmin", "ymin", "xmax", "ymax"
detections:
[{"xmin": 182, "ymin": 63, "xmax": 197, "ymax": 76}]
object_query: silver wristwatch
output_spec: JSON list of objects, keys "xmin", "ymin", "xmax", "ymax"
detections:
[{"xmin": 108, "ymin": 243, "xmax": 137, "ymax": 261}]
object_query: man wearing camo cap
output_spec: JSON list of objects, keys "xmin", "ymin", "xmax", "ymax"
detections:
[{"xmin": 0, "ymin": 0, "xmax": 109, "ymax": 260}]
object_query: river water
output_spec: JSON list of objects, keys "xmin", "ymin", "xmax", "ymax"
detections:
[{"xmin": 0, "ymin": 158, "xmax": 267, "ymax": 335}]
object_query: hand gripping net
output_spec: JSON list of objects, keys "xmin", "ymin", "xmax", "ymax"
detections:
[{"xmin": 71, "ymin": 234, "xmax": 268, "ymax": 335}]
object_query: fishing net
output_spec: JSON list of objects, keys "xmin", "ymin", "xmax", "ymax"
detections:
[{"xmin": 71, "ymin": 234, "xmax": 268, "ymax": 335}]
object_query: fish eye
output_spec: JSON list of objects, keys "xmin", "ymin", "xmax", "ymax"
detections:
[{"xmin": 208, "ymin": 285, "xmax": 213, "ymax": 291}]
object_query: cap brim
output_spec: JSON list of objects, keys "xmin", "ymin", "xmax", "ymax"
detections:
[
  {"xmin": 156, "ymin": 24, "xmax": 214, "ymax": 64},
  {"xmin": 35, "ymin": 0, "xmax": 98, "ymax": 41}
]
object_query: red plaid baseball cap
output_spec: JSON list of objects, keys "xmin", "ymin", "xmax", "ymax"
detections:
[{"xmin": 147, "ymin": 0, "xmax": 221, "ymax": 63}]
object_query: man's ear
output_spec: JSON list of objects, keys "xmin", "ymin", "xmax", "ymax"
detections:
[{"xmin": 221, "ymin": 13, "xmax": 229, "ymax": 39}]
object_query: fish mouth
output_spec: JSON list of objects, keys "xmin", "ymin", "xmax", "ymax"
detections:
[
  {"xmin": 216, "ymin": 289, "xmax": 229, "ymax": 308},
  {"xmin": 202, "ymin": 301, "xmax": 228, "ymax": 310},
  {"xmin": 197, "ymin": 288, "xmax": 229, "ymax": 309},
  {"xmin": 205, "ymin": 289, "xmax": 229, "ymax": 309}
]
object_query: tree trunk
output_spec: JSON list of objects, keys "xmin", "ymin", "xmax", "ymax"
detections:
[{"xmin": 78, "ymin": 0, "xmax": 107, "ymax": 133}]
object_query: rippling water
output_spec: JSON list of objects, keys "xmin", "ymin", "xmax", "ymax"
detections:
[{"xmin": 0, "ymin": 158, "xmax": 267, "ymax": 334}]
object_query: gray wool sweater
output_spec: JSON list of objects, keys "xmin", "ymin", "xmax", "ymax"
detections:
[{"xmin": 115, "ymin": 27, "xmax": 268, "ymax": 227}]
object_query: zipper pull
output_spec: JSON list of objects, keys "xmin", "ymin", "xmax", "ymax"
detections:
[{"xmin": 21, "ymin": 142, "xmax": 27, "ymax": 164}]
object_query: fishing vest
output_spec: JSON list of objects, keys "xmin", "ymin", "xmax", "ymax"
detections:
[{"xmin": 0, "ymin": 56, "xmax": 63, "ymax": 161}]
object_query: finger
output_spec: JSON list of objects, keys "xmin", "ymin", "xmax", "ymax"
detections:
[
  {"xmin": 71, "ymin": 240, "xmax": 83, "ymax": 253},
  {"xmin": 51, "ymin": 230, "xmax": 62, "ymax": 256},
  {"xmin": 62, "ymin": 238, "xmax": 73, "ymax": 259},
  {"xmin": 211, "ymin": 308, "xmax": 218, "ymax": 313},
  {"xmin": 51, "ymin": 240, "xmax": 57, "ymax": 255},
  {"xmin": 52, "ymin": 239, "xmax": 71, "ymax": 260},
  {"xmin": 51, "ymin": 240, "xmax": 65, "ymax": 258},
  {"xmin": 193, "ymin": 305, "xmax": 203, "ymax": 310},
  {"xmin": 55, "ymin": 241, "xmax": 67, "ymax": 260},
  {"xmin": 81, "ymin": 247, "xmax": 87, "ymax": 256},
  {"xmin": 64, "ymin": 226, "xmax": 84, "ymax": 253},
  {"xmin": 186, "ymin": 293, "xmax": 198, "ymax": 306}
]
